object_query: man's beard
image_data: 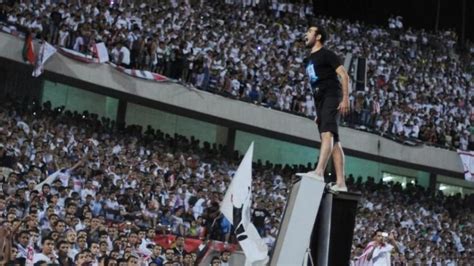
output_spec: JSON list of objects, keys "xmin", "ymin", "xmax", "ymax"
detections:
[{"xmin": 305, "ymin": 38, "xmax": 315, "ymax": 48}]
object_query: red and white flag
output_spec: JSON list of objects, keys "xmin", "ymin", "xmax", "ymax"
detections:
[
  {"xmin": 22, "ymin": 32, "xmax": 36, "ymax": 64},
  {"xmin": 113, "ymin": 64, "xmax": 168, "ymax": 82},
  {"xmin": 353, "ymin": 241, "xmax": 376, "ymax": 266},
  {"xmin": 33, "ymin": 41, "xmax": 57, "ymax": 77},
  {"xmin": 58, "ymin": 47, "xmax": 100, "ymax": 64}
]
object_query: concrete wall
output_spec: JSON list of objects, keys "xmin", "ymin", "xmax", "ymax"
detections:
[
  {"xmin": 125, "ymin": 103, "xmax": 217, "ymax": 144},
  {"xmin": 42, "ymin": 80, "xmax": 118, "ymax": 120},
  {"xmin": 39, "ymin": 81, "xmax": 447, "ymax": 189}
]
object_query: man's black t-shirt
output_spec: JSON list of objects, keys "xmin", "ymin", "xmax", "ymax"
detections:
[{"xmin": 305, "ymin": 48, "xmax": 342, "ymax": 98}]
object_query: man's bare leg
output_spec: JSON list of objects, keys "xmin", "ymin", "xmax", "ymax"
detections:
[
  {"xmin": 314, "ymin": 132, "xmax": 334, "ymax": 176},
  {"xmin": 332, "ymin": 142, "xmax": 347, "ymax": 189},
  {"xmin": 296, "ymin": 132, "xmax": 334, "ymax": 182}
]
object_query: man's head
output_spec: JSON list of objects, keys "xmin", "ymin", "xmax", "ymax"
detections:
[
  {"xmin": 90, "ymin": 242, "xmax": 100, "ymax": 256},
  {"xmin": 54, "ymin": 220, "xmax": 66, "ymax": 233},
  {"xmin": 29, "ymin": 229, "xmax": 39, "ymax": 243},
  {"xmin": 99, "ymin": 241, "xmax": 109, "ymax": 254},
  {"xmin": 221, "ymin": 250, "xmax": 231, "ymax": 262},
  {"xmin": 138, "ymin": 229, "xmax": 146, "ymax": 240},
  {"xmin": 66, "ymin": 230, "xmax": 77, "ymax": 243},
  {"xmin": 66, "ymin": 203, "xmax": 77, "ymax": 215},
  {"xmin": 305, "ymin": 25, "xmax": 327, "ymax": 48},
  {"xmin": 10, "ymin": 246, "xmax": 18, "ymax": 260},
  {"xmin": 183, "ymin": 253, "xmax": 193, "ymax": 264},
  {"xmin": 57, "ymin": 240, "xmax": 70, "ymax": 256},
  {"xmin": 127, "ymin": 255, "xmax": 139, "ymax": 266},
  {"xmin": 165, "ymin": 248, "xmax": 175, "ymax": 260},
  {"xmin": 147, "ymin": 228, "xmax": 156, "ymax": 239},
  {"xmin": 77, "ymin": 236, "xmax": 87, "ymax": 249},
  {"xmin": 175, "ymin": 236, "xmax": 185, "ymax": 248},
  {"xmin": 128, "ymin": 232, "xmax": 139, "ymax": 245},
  {"xmin": 211, "ymin": 256, "xmax": 221, "ymax": 266},
  {"xmin": 152, "ymin": 245, "xmax": 162, "ymax": 257},
  {"xmin": 17, "ymin": 230, "xmax": 30, "ymax": 246},
  {"xmin": 41, "ymin": 237, "xmax": 55, "ymax": 255},
  {"xmin": 372, "ymin": 229, "xmax": 385, "ymax": 244},
  {"xmin": 75, "ymin": 252, "xmax": 87, "ymax": 265}
]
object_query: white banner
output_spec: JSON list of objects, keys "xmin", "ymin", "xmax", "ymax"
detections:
[
  {"xmin": 94, "ymin": 42, "xmax": 109, "ymax": 63},
  {"xmin": 458, "ymin": 150, "xmax": 474, "ymax": 182},
  {"xmin": 32, "ymin": 41, "xmax": 57, "ymax": 77},
  {"xmin": 220, "ymin": 142, "xmax": 268, "ymax": 265}
]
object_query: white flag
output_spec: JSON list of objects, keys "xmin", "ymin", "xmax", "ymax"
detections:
[
  {"xmin": 458, "ymin": 150, "xmax": 474, "ymax": 182},
  {"xmin": 94, "ymin": 42, "xmax": 109, "ymax": 63},
  {"xmin": 32, "ymin": 41, "xmax": 57, "ymax": 77},
  {"xmin": 220, "ymin": 142, "xmax": 269, "ymax": 265}
]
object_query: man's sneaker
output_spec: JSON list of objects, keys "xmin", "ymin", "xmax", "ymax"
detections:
[
  {"xmin": 329, "ymin": 183, "xmax": 348, "ymax": 192},
  {"xmin": 295, "ymin": 171, "xmax": 325, "ymax": 182}
]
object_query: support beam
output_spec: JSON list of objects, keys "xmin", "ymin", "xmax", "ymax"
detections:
[
  {"xmin": 215, "ymin": 126, "xmax": 236, "ymax": 158},
  {"xmin": 117, "ymin": 99, "xmax": 127, "ymax": 130},
  {"xmin": 429, "ymin": 173, "xmax": 437, "ymax": 195}
]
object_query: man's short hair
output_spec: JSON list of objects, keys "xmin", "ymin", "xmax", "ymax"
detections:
[
  {"xmin": 371, "ymin": 229, "xmax": 384, "ymax": 238},
  {"xmin": 41, "ymin": 236, "xmax": 54, "ymax": 245},
  {"xmin": 56, "ymin": 240, "xmax": 69, "ymax": 249},
  {"xmin": 34, "ymin": 261, "xmax": 47, "ymax": 266},
  {"xmin": 211, "ymin": 256, "xmax": 221, "ymax": 263},
  {"xmin": 127, "ymin": 255, "xmax": 138, "ymax": 262},
  {"xmin": 221, "ymin": 250, "xmax": 231, "ymax": 255}
]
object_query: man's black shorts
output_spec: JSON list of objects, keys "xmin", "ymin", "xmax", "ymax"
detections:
[{"xmin": 314, "ymin": 95, "xmax": 341, "ymax": 142}]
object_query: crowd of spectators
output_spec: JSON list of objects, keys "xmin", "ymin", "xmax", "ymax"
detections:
[
  {"xmin": 0, "ymin": 98, "xmax": 287, "ymax": 265},
  {"xmin": 0, "ymin": 0, "xmax": 471, "ymax": 151},
  {"xmin": 350, "ymin": 176, "xmax": 473, "ymax": 265},
  {"xmin": 0, "ymin": 97, "xmax": 473, "ymax": 265}
]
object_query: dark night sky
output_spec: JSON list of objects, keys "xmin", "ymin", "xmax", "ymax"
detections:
[{"xmin": 312, "ymin": 0, "xmax": 473, "ymax": 44}]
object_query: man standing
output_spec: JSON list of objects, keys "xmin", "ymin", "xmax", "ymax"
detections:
[
  {"xmin": 297, "ymin": 24, "xmax": 350, "ymax": 192},
  {"xmin": 355, "ymin": 230, "xmax": 400, "ymax": 266}
]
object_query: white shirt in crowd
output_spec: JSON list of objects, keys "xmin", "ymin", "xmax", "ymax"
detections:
[
  {"xmin": 371, "ymin": 243, "xmax": 394, "ymax": 266},
  {"xmin": 119, "ymin": 46, "xmax": 131, "ymax": 65},
  {"xmin": 33, "ymin": 253, "xmax": 56, "ymax": 264},
  {"xmin": 73, "ymin": 36, "xmax": 84, "ymax": 51}
]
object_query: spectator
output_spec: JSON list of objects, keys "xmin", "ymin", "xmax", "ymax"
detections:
[
  {"xmin": 116, "ymin": 41, "xmax": 131, "ymax": 68},
  {"xmin": 354, "ymin": 229, "xmax": 400, "ymax": 265},
  {"xmin": 32, "ymin": 237, "xmax": 59, "ymax": 264}
]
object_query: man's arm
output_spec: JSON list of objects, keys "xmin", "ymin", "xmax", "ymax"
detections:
[
  {"xmin": 336, "ymin": 65, "xmax": 350, "ymax": 116},
  {"xmin": 69, "ymin": 157, "xmax": 84, "ymax": 172},
  {"xmin": 0, "ymin": 226, "xmax": 12, "ymax": 266},
  {"xmin": 388, "ymin": 233, "xmax": 400, "ymax": 253}
]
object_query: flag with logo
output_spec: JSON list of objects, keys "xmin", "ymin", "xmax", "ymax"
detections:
[
  {"xmin": 220, "ymin": 142, "xmax": 268, "ymax": 265},
  {"xmin": 458, "ymin": 150, "xmax": 474, "ymax": 182},
  {"xmin": 33, "ymin": 41, "xmax": 57, "ymax": 77}
]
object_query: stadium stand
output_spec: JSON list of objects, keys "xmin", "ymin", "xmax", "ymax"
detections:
[
  {"xmin": 0, "ymin": 0, "xmax": 473, "ymax": 265},
  {"xmin": 0, "ymin": 96, "xmax": 472, "ymax": 265},
  {"xmin": 0, "ymin": 0, "xmax": 471, "ymax": 151}
]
